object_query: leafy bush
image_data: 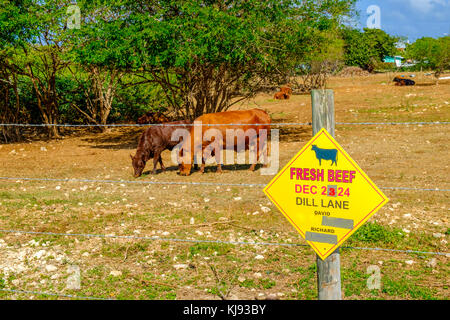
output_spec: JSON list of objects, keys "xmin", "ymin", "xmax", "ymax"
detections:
[{"xmin": 351, "ymin": 222, "xmax": 404, "ymax": 244}]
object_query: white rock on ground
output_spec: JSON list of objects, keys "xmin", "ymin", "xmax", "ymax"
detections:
[
  {"xmin": 109, "ymin": 270, "xmax": 122, "ymax": 277},
  {"xmin": 45, "ymin": 265, "xmax": 57, "ymax": 272},
  {"xmin": 427, "ymin": 258, "xmax": 437, "ymax": 268},
  {"xmin": 173, "ymin": 264, "xmax": 189, "ymax": 270}
]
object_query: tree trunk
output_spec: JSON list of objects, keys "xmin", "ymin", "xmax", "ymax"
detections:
[{"xmin": 26, "ymin": 64, "xmax": 60, "ymax": 138}]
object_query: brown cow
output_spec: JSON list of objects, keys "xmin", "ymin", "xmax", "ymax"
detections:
[
  {"xmin": 137, "ymin": 111, "xmax": 171, "ymax": 124},
  {"xmin": 393, "ymin": 77, "xmax": 415, "ymax": 86},
  {"xmin": 131, "ymin": 120, "xmax": 191, "ymax": 177},
  {"xmin": 280, "ymin": 86, "xmax": 292, "ymax": 95},
  {"xmin": 274, "ymin": 91, "xmax": 289, "ymax": 100},
  {"xmin": 178, "ymin": 109, "xmax": 271, "ymax": 176}
]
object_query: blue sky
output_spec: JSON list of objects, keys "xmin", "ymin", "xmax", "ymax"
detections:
[{"xmin": 354, "ymin": 0, "xmax": 450, "ymax": 41}]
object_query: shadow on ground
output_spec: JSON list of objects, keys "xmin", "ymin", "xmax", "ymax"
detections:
[
  {"xmin": 137, "ymin": 163, "xmax": 266, "ymax": 176},
  {"xmin": 81, "ymin": 128, "xmax": 142, "ymax": 150}
]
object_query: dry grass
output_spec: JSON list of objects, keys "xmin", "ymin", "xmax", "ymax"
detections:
[{"xmin": 0, "ymin": 72, "xmax": 449, "ymax": 300}]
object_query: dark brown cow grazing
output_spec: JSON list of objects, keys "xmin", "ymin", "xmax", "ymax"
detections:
[
  {"xmin": 179, "ymin": 109, "xmax": 271, "ymax": 176},
  {"xmin": 131, "ymin": 120, "xmax": 191, "ymax": 177},
  {"xmin": 137, "ymin": 111, "xmax": 171, "ymax": 124}
]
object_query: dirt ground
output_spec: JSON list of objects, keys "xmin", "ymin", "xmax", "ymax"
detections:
[{"xmin": 0, "ymin": 73, "xmax": 449, "ymax": 300}]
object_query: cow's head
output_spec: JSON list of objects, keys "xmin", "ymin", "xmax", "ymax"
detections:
[
  {"xmin": 177, "ymin": 146, "xmax": 193, "ymax": 176},
  {"xmin": 178, "ymin": 163, "xmax": 192, "ymax": 176},
  {"xmin": 178, "ymin": 149, "xmax": 192, "ymax": 176},
  {"xmin": 130, "ymin": 154, "xmax": 146, "ymax": 178},
  {"xmin": 311, "ymin": 145, "xmax": 318, "ymax": 152}
]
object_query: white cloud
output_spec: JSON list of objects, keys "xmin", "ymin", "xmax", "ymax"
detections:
[{"xmin": 409, "ymin": 0, "xmax": 448, "ymax": 13}]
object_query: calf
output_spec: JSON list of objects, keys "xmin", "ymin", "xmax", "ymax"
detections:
[
  {"xmin": 311, "ymin": 145, "xmax": 338, "ymax": 166},
  {"xmin": 280, "ymin": 86, "xmax": 292, "ymax": 95},
  {"xmin": 179, "ymin": 109, "xmax": 271, "ymax": 176},
  {"xmin": 274, "ymin": 92, "xmax": 290, "ymax": 100},
  {"xmin": 131, "ymin": 120, "xmax": 191, "ymax": 177}
]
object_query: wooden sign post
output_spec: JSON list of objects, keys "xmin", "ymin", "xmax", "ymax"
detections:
[
  {"xmin": 263, "ymin": 89, "xmax": 388, "ymax": 301},
  {"xmin": 312, "ymin": 89, "xmax": 341, "ymax": 300}
]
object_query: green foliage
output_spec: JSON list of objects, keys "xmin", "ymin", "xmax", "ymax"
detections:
[
  {"xmin": 67, "ymin": 0, "xmax": 356, "ymax": 118},
  {"xmin": 112, "ymin": 78, "xmax": 170, "ymax": 123},
  {"xmin": 293, "ymin": 263, "xmax": 317, "ymax": 300},
  {"xmin": 341, "ymin": 265, "xmax": 367, "ymax": 297},
  {"xmin": 189, "ymin": 243, "xmax": 233, "ymax": 257},
  {"xmin": 0, "ymin": 0, "xmax": 38, "ymax": 48},
  {"xmin": 1, "ymin": 0, "xmax": 358, "ymax": 131},
  {"xmin": 351, "ymin": 222, "xmax": 404, "ymax": 244},
  {"xmin": 382, "ymin": 277, "xmax": 438, "ymax": 300},
  {"xmin": 407, "ymin": 36, "xmax": 450, "ymax": 77},
  {"xmin": 239, "ymin": 278, "xmax": 276, "ymax": 289}
]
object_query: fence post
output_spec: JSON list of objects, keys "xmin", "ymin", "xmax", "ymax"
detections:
[{"xmin": 311, "ymin": 89, "xmax": 342, "ymax": 300}]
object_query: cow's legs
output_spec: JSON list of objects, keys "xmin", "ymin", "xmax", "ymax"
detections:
[
  {"xmin": 249, "ymin": 137, "xmax": 258, "ymax": 171},
  {"xmin": 152, "ymin": 156, "xmax": 159, "ymax": 174},
  {"xmin": 200, "ymin": 159, "xmax": 205, "ymax": 174},
  {"xmin": 254, "ymin": 136, "xmax": 269, "ymax": 169},
  {"xmin": 152, "ymin": 150, "xmax": 162, "ymax": 174},
  {"xmin": 262, "ymin": 138, "xmax": 270, "ymax": 168},
  {"xmin": 214, "ymin": 146, "xmax": 222, "ymax": 174},
  {"xmin": 158, "ymin": 156, "xmax": 166, "ymax": 171}
]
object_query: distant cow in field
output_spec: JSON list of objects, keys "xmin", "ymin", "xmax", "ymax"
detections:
[
  {"xmin": 131, "ymin": 120, "xmax": 191, "ymax": 177},
  {"xmin": 137, "ymin": 111, "xmax": 171, "ymax": 124},
  {"xmin": 178, "ymin": 109, "xmax": 271, "ymax": 176},
  {"xmin": 311, "ymin": 145, "xmax": 338, "ymax": 166},
  {"xmin": 280, "ymin": 86, "xmax": 292, "ymax": 95},
  {"xmin": 274, "ymin": 92, "xmax": 290, "ymax": 100},
  {"xmin": 393, "ymin": 77, "xmax": 415, "ymax": 86},
  {"xmin": 274, "ymin": 86, "xmax": 292, "ymax": 100}
]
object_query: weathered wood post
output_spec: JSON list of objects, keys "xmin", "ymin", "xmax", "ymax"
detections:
[{"xmin": 311, "ymin": 89, "xmax": 342, "ymax": 300}]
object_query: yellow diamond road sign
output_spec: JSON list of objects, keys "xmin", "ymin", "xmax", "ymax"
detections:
[{"xmin": 263, "ymin": 128, "xmax": 389, "ymax": 260}]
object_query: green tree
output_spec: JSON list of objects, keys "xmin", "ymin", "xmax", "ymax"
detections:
[
  {"xmin": 341, "ymin": 27, "xmax": 398, "ymax": 71},
  {"xmin": 69, "ymin": 0, "xmax": 356, "ymax": 119},
  {"xmin": 1, "ymin": 0, "xmax": 72, "ymax": 138},
  {"xmin": 407, "ymin": 36, "xmax": 450, "ymax": 81},
  {"xmin": 0, "ymin": 0, "xmax": 37, "ymax": 141}
]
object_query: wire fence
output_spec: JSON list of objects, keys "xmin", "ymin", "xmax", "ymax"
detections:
[
  {"xmin": 0, "ymin": 121, "xmax": 449, "ymax": 127},
  {"xmin": 0, "ymin": 288, "xmax": 113, "ymax": 300},
  {"xmin": 0, "ymin": 177, "xmax": 448, "ymax": 192},
  {"xmin": 0, "ymin": 228, "xmax": 448, "ymax": 257},
  {"xmin": 0, "ymin": 225, "xmax": 448, "ymax": 300}
]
